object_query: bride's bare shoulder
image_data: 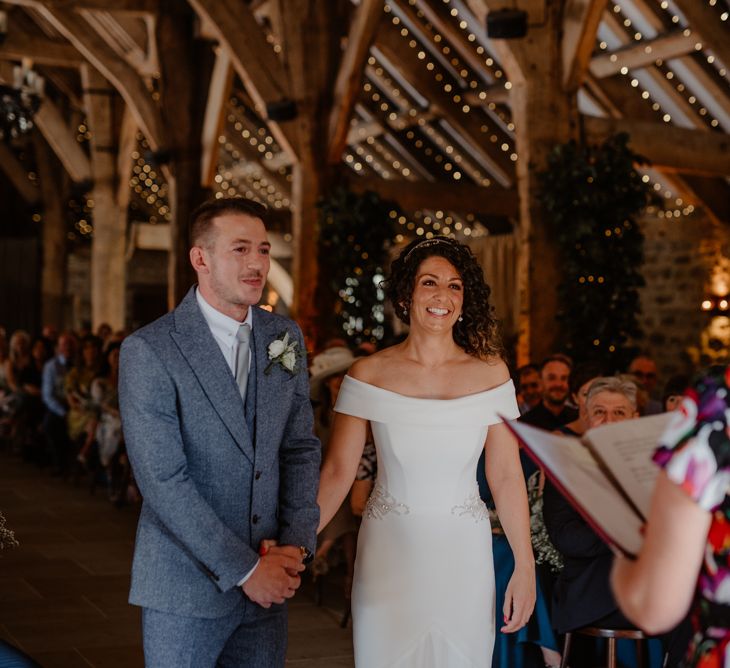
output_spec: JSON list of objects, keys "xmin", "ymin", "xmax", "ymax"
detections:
[
  {"xmin": 472, "ymin": 355, "xmax": 511, "ymax": 388},
  {"xmin": 347, "ymin": 346, "xmax": 402, "ymax": 384}
]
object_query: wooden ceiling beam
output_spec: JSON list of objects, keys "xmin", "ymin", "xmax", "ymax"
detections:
[
  {"xmin": 587, "ymin": 69, "xmax": 730, "ymax": 225},
  {"xmin": 1, "ymin": 0, "xmax": 157, "ymax": 12},
  {"xmin": 200, "ymin": 48, "xmax": 234, "ymax": 188},
  {"xmin": 682, "ymin": 175, "xmax": 730, "ymax": 224},
  {"xmin": 0, "ymin": 30, "xmax": 83, "ymax": 66},
  {"xmin": 0, "ymin": 62, "xmax": 90, "ymax": 183},
  {"xmin": 186, "ymin": 0, "xmax": 299, "ymax": 162},
  {"xmin": 80, "ymin": 10, "xmax": 157, "ymax": 77},
  {"xmin": 601, "ymin": 11, "xmax": 699, "ymax": 127},
  {"xmin": 562, "ymin": 0, "xmax": 610, "ymax": 91},
  {"xmin": 407, "ymin": 0, "xmax": 494, "ymax": 86},
  {"xmin": 347, "ymin": 175, "xmax": 518, "ymax": 217},
  {"xmin": 0, "ymin": 141, "xmax": 41, "ymax": 205},
  {"xmin": 26, "ymin": 3, "xmax": 167, "ymax": 150},
  {"xmin": 224, "ymin": 122, "xmax": 293, "ymax": 202},
  {"xmin": 667, "ymin": 0, "xmax": 730, "ymax": 76},
  {"xmin": 34, "ymin": 99, "xmax": 93, "ymax": 183},
  {"xmin": 116, "ymin": 105, "xmax": 138, "ymax": 207},
  {"xmin": 582, "ymin": 115, "xmax": 730, "ymax": 177},
  {"xmin": 590, "ymin": 31, "xmax": 697, "ymax": 79},
  {"xmin": 327, "ymin": 0, "xmax": 383, "ymax": 164},
  {"xmin": 375, "ymin": 18, "xmax": 514, "ymax": 187}
]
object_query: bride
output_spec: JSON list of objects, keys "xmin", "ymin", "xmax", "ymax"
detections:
[{"xmin": 317, "ymin": 236, "xmax": 535, "ymax": 667}]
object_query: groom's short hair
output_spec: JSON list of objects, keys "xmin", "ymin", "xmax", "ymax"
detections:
[{"xmin": 190, "ymin": 197, "xmax": 269, "ymax": 248}]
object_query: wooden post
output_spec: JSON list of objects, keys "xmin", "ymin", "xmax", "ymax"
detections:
[
  {"xmin": 81, "ymin": 65, "xmax": 127, "ymax": 331},
  {"xmin": 157, "ymin": 0, "xmax": 213, "ymax": 307},
  {"xmin": 467, "ymin": 0, "xmax": 586, "ymax": 363},
  {"xmin": 275, "ymin": 0, "xmax": 349, "ymax": 347},
  {"xmin": 33, "ymin": 134, "xmax": 68, "ymax": 330}
]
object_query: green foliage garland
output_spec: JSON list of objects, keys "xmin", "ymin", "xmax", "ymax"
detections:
[
  {"xmin": 318, "ymin": 188, "xmax": 399, "ymax": 345},
  {"xmin": 538, "ymin": 133, "xmax": 652, "ymax": 370}
]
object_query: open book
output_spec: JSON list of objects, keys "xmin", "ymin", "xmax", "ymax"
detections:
[{"xmin": 503, "ymin": 413, "xmax": 672, "ymax": 558}]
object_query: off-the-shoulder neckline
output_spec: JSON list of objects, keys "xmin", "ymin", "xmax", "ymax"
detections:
[{"xmin": 343, "ymin": 375, "xmax": 513, "ymax": 402}]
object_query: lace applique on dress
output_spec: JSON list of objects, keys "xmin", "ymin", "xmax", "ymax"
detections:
[
  {"xmin": 451, "ymin": 492, "xmax": 489, "ymax": 522},
  {"xmin": 365, "ymin": 484, "xmax": 410, "ymax": 519}
]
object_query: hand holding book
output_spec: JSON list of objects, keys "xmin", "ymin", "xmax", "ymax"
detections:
[{"xmin": 502, "ymin": 413, "xmax": 672, "ymax": 558}]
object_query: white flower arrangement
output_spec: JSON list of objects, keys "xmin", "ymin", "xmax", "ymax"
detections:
[{"xmin": 265, "ymin": 331, "xmax": 301, "ymax": 376}]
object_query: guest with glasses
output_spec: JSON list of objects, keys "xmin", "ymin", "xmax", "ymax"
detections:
[{"xmin": 627, "ymin": 354, "xmax": 662, "ymax": 415}]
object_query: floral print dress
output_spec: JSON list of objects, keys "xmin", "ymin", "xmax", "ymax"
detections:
[{"xmin": 654, "ymin": 367, "xmax": 730, "ymax": 668}]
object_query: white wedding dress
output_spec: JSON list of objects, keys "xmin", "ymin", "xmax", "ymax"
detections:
[{"xmin": 334, "ymin": 375, "xmax": 520, "ymax": 668}]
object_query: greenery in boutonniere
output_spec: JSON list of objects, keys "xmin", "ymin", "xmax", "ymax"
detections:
[
  {"xmin": 265, "ymin": 331, "xmax": 301, "ymax": 376},
  {"xmin": 539, "ymin": 133, "xmax": 653, "ymax": 371},
  {"xmin": 318, "ymin": 188, "xmax": 399, "ymax": 346}
]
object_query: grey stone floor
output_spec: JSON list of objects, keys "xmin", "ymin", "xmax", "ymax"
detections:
[{"xmin": 0, "ymin": 453, "xmax": 354, "ymax": 667}]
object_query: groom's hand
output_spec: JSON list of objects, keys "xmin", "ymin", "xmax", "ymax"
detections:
[{"xmin": 241, "ymin": 547, "xmax": 305, "ymax": 608}]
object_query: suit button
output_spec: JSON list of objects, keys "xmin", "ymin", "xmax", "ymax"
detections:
[
  {"xmin": 252, "ymin": 514, "xmax": 259, "ymax": 524},
  {"xmin": 255, "ymin": 471, "xmax": 262, "ymax": 480}
]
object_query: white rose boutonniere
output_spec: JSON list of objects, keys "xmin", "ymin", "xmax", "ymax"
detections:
[{"xmin": 266, "ymin": 331, "xmax": 301, "ymax": 376}]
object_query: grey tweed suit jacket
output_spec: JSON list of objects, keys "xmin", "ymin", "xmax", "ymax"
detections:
[{"xmin": 119, "ymin": 287, "xmax": 321, "ymax": 619}]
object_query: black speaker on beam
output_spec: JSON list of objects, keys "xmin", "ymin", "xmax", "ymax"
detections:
[
  {"xmin": 266, "ymin": 99, "xmax": 298, "ymax": 122},
  {"xmin": 486, "ymin": 9, "xmax": 528, "ymax": 39}
]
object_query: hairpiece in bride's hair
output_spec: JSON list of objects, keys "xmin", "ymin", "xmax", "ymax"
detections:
[{"xmin": 403, "ymin": 237, "xmax": 457, "ymax": 263}]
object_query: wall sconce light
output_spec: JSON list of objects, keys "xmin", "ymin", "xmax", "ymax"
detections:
[{"xmin": 701, "ymin": 296, "xmax": 730, "ymax": 314}]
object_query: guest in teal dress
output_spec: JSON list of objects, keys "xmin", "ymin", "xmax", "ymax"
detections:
[{"xmin": 478, "ymin": 450, "xmax": 561, "ymax": 668}]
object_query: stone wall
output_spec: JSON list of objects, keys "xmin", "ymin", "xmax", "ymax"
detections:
[{"xmin": 636, "ymin": 209, "xmax": 730, "ymax": 387}]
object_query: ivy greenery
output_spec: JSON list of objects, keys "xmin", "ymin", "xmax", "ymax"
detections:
[
  {"xmin": 318, "ymin": 188, "xmax": 399, "ymax": 345},
  {"xmin": 538, "ymin": 133, "xmax": 652, "ymax": 371}
]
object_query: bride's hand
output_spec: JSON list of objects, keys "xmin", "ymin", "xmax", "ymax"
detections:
[{"xmin": 500, "ymin": 565, "xmax": 536, "ymax": 633}]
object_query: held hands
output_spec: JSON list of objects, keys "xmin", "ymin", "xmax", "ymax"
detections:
[
  {"xmin": 501, "ymin": 564, "xmax": 536, "ymax": 633},
  {"xmin": 241, "ymin": 540, "xmax": 305, "ymax": 608}
]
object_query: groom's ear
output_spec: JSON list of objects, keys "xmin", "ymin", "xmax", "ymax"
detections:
[{"xmin": 189, "ymin": 246, "xmax": 209, "ymax": 275}]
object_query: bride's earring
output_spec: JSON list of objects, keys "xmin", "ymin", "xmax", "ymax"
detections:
[{"xmin": 458, "ymin": 315, "xmax": 463, "ymax": 322}]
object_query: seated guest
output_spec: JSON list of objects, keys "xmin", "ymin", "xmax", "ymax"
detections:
[
  {"xmin": 559, "ymin": 363, "xmax": 604, "ymax": 437},
  {"xmin": 661, "ymin": 374, "xmax": 690, "ymax": 412},
  {"xmin": 627, "ymin": 354, "xmax": 662, "ymax": 415},
  {"xmin": 18, "ymin": 337, "xmax": 53, "ymax": 461},
  {"xmin": 516, "ymin": 364, "xmax": 542, "ymax": 415},
  {"xmin": 543, "ymin": 377, "xmax": 663, "ymax": 666},
  {"xmin": 521, "ymin": 355, "xmax": 577, "ymax": 430},
  {"xmin": 41, "ymin": 333, "xmax": 75, "ymax": 475},
  {"xmin": 65, "ymin": 335, "xmax": 102, "ymax": 463},
  {"xmin": 3, "ymin": 330, "xmax": 34, "ymax": 452}
]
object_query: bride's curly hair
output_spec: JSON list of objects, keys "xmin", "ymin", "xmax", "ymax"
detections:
[{"xmin": 384, "ymin": 236, "xmax": 503, "ymax": 360}]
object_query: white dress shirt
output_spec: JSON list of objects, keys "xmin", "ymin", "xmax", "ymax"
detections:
[
  {"xmin": 195, "ymin": 288, "xmax": 258, "ymax": 586},
  {"xmin": 196, "ymin": 288, "xmax": 254, "ymax": 376}
]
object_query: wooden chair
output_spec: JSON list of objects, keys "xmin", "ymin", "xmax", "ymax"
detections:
[{"xmin": 560, "ymin": 626, "xmax": 647, "ymax": 668}]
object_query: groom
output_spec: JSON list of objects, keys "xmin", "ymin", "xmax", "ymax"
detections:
[{"xmin": 119, "ymin": 197, "xmax": 321, "ymax": 667}]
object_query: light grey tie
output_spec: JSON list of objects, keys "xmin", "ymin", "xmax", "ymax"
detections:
[{"xmin": 235, "ymin": 323, "xmax": 251, "ymax": 403}]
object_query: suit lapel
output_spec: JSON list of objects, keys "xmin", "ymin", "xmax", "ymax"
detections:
[
  {"xmin": 170, "ymin": 288, "xmax": 254, "ymax": 463},
  {"xmin": 252, "ymin": 308, "xmax": 280, "ymax": 458}
]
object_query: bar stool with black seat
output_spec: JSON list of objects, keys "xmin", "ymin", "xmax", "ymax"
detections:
[{"xmin": 560, "ymin": 626, "xmax": 648, "ymax": 668}]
